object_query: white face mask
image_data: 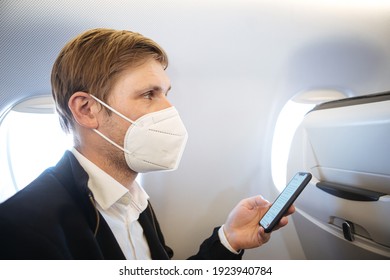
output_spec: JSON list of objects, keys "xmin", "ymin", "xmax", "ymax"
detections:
[{"xmin": 90, "ymin": 95, "xmax": 188, "ymax": 173}]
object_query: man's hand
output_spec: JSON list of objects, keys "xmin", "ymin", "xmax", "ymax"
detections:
[{"xmin": 223, "ymin": 195, "xmax": 295, "ymax": 251}]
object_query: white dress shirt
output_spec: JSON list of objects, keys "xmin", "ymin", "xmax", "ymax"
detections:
[
  {"xmin": 71, "ymin": 148, "xmax": 151, "ymax": 259},
  {"xmin": 71, "ymin": 148, "xmax": 238, "ymax": 258}
]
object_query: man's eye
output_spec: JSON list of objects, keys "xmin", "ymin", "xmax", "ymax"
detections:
[{"xmin": 143, "ymin": 91, "xmax": 153, "ymax": 99}]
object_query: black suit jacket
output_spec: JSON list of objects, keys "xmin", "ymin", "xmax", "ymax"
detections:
[{"xmin": 0, "ymin": 151, "xmax": 243, "ymax": 260}]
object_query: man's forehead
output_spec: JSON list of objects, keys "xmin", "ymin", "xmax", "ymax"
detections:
[{"xmin": 112, "ymin": 60, "xmax": 171, "ymax": 91}]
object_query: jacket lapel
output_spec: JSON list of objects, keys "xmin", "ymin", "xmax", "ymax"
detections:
[
  {"xmin": 138, "ymin": 203, "xmax": 173, "ymax": 260},
  {"xmin": 52, "ymin": 151, "xmax": 126, "ymax": 259}
]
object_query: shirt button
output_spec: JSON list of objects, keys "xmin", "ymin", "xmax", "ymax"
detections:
[{"xmin": 119, "ymin": 196, "xmax": 131, "ymax": 205}]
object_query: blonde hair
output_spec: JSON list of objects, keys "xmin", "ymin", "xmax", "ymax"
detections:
[{"xmin": 51, "ymin": 28, "xmax": 168, "ymax": 133}]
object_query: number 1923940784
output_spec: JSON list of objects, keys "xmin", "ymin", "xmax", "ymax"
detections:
[{"xmin": 212, "ymin": 266, "xmax": 272, "ymax": 276}]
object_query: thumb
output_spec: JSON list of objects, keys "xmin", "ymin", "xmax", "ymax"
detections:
[{"xmin": 254, "ymin": 195, "xmax": 271, "ymax": 208}]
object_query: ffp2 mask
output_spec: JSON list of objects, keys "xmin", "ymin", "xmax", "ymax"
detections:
[{"xmin": 90, "ymin": 95, "xmax": 188, "ymax": 173}]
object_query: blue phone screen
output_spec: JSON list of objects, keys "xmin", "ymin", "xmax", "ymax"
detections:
[{"xmin": 260, "ymin": 173, "xmax": 308, "ymax": 228}]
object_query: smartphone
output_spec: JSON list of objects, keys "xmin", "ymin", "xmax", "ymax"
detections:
[{"xmin": 259, "ymin": 172, "xmax": 312, "ymax": 233}]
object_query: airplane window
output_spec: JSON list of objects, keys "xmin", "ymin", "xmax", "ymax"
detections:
[
  {"xmin": 271, "ymin": 89, "xmax": 346, "ymax": 192},
  {"xmin": 0, "ymin": 96, "xmax": 73, "ymax": 203},
  {"xmin": 271, "ymin": 100, "xmax": 314, "ymax": 192}
]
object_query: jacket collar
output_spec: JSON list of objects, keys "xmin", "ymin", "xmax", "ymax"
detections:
[{"xmin": 50, "ymin": 150, "xmax": 126, "ymax": 259}]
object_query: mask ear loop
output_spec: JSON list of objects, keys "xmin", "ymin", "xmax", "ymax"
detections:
[
  {"xmin": 92, "ymin": 128, "xmax": 130, "ymax": 154},
  {"xmin": 89, "ymin": 94, "xmax": 136, "ymax": 125},
  {"xmin": 89, "ymin": 94, "xmax": 133, "ymax": 154}
]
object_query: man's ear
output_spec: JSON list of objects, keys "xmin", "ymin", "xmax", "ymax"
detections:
[{"xmin": 68, "ymin": 92, "xmax": 100, "ymax": 129}]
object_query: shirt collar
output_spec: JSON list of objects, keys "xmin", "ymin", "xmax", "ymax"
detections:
[{"xmin": 70, "ymin": 148, "xmax": 149, "ymax": 211}]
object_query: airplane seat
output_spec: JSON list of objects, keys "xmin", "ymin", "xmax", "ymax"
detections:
[{"xmin": 287, "ymin": 91, "xmax": 390, "ymax": 259}]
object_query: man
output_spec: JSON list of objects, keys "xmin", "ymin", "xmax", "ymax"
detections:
[{"xmin": 0, "ymin": 28, "xmax": 294, "ymax": 259}]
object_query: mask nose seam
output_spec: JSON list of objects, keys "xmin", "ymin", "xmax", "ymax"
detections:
[{"xmin": 148, "ymin": 128, "xmax": 184, "ymax": 136}]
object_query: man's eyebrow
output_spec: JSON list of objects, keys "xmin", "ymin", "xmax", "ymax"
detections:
[
  {"xmin": 134, "ymin": 85, "xmax": 171, "ymax": 93},
  {"xmin": 152, "ymin": 85, "xmax": 172, "ymax": 93}
]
